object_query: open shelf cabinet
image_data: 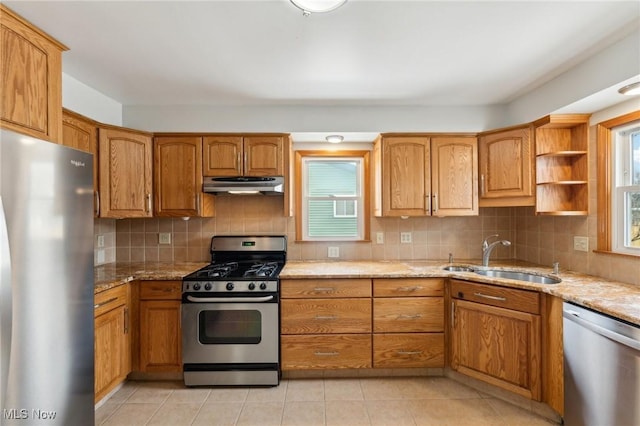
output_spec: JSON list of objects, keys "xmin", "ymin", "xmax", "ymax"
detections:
[{"xmin": 533, "ymin": 114, "xmax": 590, "ymax": 215}]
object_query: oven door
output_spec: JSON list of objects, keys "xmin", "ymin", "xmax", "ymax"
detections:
[{"xmin": 182, "ymin": 294, "xmax": 279, "ymax": 365}]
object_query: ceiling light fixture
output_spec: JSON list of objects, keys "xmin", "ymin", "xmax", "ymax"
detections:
[
  {"xmin": 326, "ymin": 135, "xmax": 344, "ymax": 143},
  {"xmin": 290, "ymin": 0, "xmax": 348, "ymax": 16},
  {"xmin": 618, "ymin": 82, "xmax": 640, "ymax": 96}
]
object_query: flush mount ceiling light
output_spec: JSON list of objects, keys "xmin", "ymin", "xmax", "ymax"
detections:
[
  {"xmin": 290, "ymin": 0, "xmax": 348, "ymax": 16},
  {"xmin": 326, "ymin": 134, "xmax": 344, "ymax": 143},
  {"xmin": 618, "ymin": 82, "xmax": 640, "ymax": 96}
]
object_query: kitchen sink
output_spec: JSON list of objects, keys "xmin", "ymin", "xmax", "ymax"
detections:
[
  {"xmin": 442, "ymin": 265, "xmax": 474, "ymax": 272},
  {"xmin": 473, "ymin": 269, "xmax": 561, "ymax": 284}
]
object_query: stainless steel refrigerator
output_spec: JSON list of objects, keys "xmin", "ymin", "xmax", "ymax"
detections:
[{"xmin": 0, "ymin": 129, "xmax": 94, "ymax": 425}]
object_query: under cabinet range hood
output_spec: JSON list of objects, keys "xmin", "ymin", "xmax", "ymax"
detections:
[{"xmin": 203, "ymin": 176, "xmax": 284, "ymax": 195}]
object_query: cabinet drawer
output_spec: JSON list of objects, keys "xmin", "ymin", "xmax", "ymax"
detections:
[
  {"xmin": 139, "ymin": 280, "xmax": 182, "ymax": 300},
  {"xmin": 281, "ymin": 334, "xmax": 371, "ymax": 370},
  {"xmin": 373, "ymin": 278, "xmax": 444, "ymax": 297},
  {"xmin": 281, "ymin": 279, "xmax": 371, "ymax": 298},
  {"xmin": 94, "ymin": 285, "xmax": 128, "ymax": 317},
  {"xmin": 450, "ymin": 280, "xmax": 540, "ymax": 314},
  {"xmin": 281, "ymin": 299, "xmax": 371, "ymax": 334},
  {"xmin": 373, "ymin": 333, "xmax": 444, "ymax": 368},
  {"xmin": 373, "ymin": 298, "xmax": 443, "ymax": 332}
]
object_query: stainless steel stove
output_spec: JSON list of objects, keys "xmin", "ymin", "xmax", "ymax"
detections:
[{"xmin": 181, "ymin": 235, "xmax": 286, "ymax": 387}]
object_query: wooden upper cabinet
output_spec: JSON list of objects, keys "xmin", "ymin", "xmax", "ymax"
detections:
[
  {"xmin": 0, "ymin": 5, "xmax": 67, "ymax": 142},
  {"xmin": 99, "ymin": 127, "xmax": 153, "ymax": 218},
  {"xmin": 203, "ymin": 135, "xmax": 284, "ymax": 177},
  {"xmin": 478, "ymin": 126, "xmax": 535, "ymax": 207},
  {"xmin": 62, "ymin": 110, "xmax": 99, "ymax": 215},
  {"xmin": 431, "ymin": 136, "xmax": 478, "ymax": 216},
  {"xmin": 375, "ymin": 135, "xmax": 477, "ymax": 217},
  {"xmin": 379, "ymin": 136, "xmax": 431, "ymax": 216},
  {"xmin": 153, "ymin": 136, "xmax": 214, "ymax": 217}
]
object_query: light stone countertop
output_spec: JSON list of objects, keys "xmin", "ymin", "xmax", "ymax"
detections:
[
  {"xmin": 94, "ymin": 261, "xmax": 208, "ymax": 294},
  {"xmin": 281, "ymin": 260, "xmax": 640, "ymax": 326}
]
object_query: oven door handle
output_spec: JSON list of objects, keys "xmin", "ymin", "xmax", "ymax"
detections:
[{"xmin": 185, "ymin": 295, "xmax": 275, "ymax": 303}]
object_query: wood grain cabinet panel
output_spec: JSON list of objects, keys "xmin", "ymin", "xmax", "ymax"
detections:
[
  {"xmin": 281, "ymin": 279, "xmax": 371, "ymax": 298},
  {"xmin": 281, "ymin": 334, "xmax": 372, "ymax": 370},
  {"xmin": 203, "ymin": 135, "xmax": 284, "ymax": 177},
  {"xmin": 373, "ymin": 298, "xmax": 443, "ymax": 333},
  {"xmin": 154, "ymin": 136, "xmax": 214, "ymax": 217},
  {"xmin": 373, "ymin": 333, "xmax": 444, "ymax": 368},
  {"xmin": 99, "ymin": 127, "xmax": 153, "ymax": 218},
  {"xmin": 374, "ymin": 135, "xmax": 477, "ymax": 217},
  {"xmin": 478, "ymin": 126, "xmax": 535, "ymax": 207},
  {"xmin": 94, "ymin": 285, "xmax": 130, "ymax": 403},
  {"xmin": 450, "ymin": 280, "xmax": 541, "ymax": 400},
  {"xmin": 281, "ymin": 298, "xmax": 372, "ymax": 334},
  {"xmin": 138, "ymin": 281, "xmax": 182, "ymax": 373},
  {"xmin": 373, "ymin": 278, "xmax": 443, "ymax": 297},
  {"xmin": 0, "ymin": 5, "xmax": 66, "ymax": 142}
]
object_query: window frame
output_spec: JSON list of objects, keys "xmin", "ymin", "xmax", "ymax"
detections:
[
  {"xmin": 596, "ymin": 110, "xmax": 640, "ymax": 257},
  {"xmin": 295, "ymin": 150, "xmax": 371, "ymax": 242}
]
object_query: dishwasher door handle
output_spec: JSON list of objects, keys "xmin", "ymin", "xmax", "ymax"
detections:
[{"xmin": 564, "ymin": 309, "xmax": 640, "ymax": 351}]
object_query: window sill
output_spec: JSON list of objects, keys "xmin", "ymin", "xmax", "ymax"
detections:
[{"xmin": 593, "ymin": 250, "xmax": 640, "ymax": 259}]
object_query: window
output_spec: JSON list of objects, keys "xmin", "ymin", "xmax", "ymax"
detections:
[
  {"xmin": 596, "ymin": 110, "xmax": 640, "ymax": 256},
  {"xmin": 295, "ymin": 150, "xmax": 370, "ymax": 241},
  {"xmin": 612, "ymin": 123, "xmax": 640, "ymax": 254}
]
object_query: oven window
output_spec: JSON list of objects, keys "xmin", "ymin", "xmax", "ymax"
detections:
[{"xmin": 198, "ymin": 310, "xmax": 262, "ymax": 344}]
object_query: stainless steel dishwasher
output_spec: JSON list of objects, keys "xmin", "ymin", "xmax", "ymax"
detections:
[{"xmin": 563, "ymin": 302, "xmax": 640, "ymax": 426}]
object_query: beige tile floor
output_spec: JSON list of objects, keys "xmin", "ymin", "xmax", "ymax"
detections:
[{"xmin": 95, "ymin": 377, "xmax": 558, "ymax": 426}]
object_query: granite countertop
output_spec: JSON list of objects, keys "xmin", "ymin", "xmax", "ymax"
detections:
[
  {"xmin": 94, "ymin": 261, "xmax": 207, "ymax": 293},
  {"xmin": 280, "ymin": 260, "xmax": 640, "ymax": 326}
]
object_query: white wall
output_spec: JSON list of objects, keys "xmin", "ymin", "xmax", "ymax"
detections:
[{"xmin": 62, "ymin": 73, "xmax": 123, "ymax": 125}]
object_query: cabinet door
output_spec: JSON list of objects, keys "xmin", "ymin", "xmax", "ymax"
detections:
[
  {"xmin": 451, "ymin": 299, "xmax": 541, "ymax": 400},
  {"xmin": 431, "ymin": 137, "xmax": 478, "ymax": 216},
  {"xmin": 95, "ymin": 305, "xmax": 126, "ymax": 402},
  {"xmin": 382, "ymin": 136, "xmax": 430, "ymax": 216},
  {"xmin": 99, "ymin": 128, "xmax": 153, "ymax": 218},
  {"xmin": 203, "ymin": 136, "xmax": 243, "ymax": 176},
  {"xmin": 479, "ymin": 127, "xmax": 534, "ymax": 206},
  {"xmin": 62, "ymin": 110, "xmax": 99, "ymax": 216},
  {"xmin": 243, "ymin": 136, "xmax": 284, "ymax": 176},
  {"xmin": 154, "ymin": 136, "xmax": 214, "ymax": 217},
  {"xmin": 139, "ymin": 300, "xmax": 182, "ymax": 372},
  {"xmin": 0, "ymin": 5, "xmax": 65, "ymax": 142}
]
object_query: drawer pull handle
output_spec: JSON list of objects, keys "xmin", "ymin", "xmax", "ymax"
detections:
[
  {"xmin": 94, "ymin": 297, "xmax": 118, "ymax": 309},
  {"xmin": 397, "ymin": 286, "xmax": 423, "ymax": 292},
  {"xmin": 314, "ymin": 315, "xmax": 337, "ymax": 320},
  {"xmin": 313, "ymin": 287, "xmax": 335, "ymax": 292},
  {"xmin": 397, "ymin": 314, "xmax": 422, "ymax": 320},
  {"xmin": 473, "ymin": 292, "xmax": 507, "ymax": 302},
  {"xmin": 314, "ymin": 351, "xmax": 339, "ymax": 356},
  {"xmin": 397, "ymin": 350, "xmax": 423, "ymax": 355}
]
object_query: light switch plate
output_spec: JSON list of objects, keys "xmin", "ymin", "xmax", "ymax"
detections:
[
  {"xmin": 400, "ymin": 232, "xmax": 412, "ymax": 243},
  {"xmin": 328, "ymin": 247, "xmax": 340, "ymax": 258},
  {"xmin": 376, "ymin": 232, "xmax": 384, "ymax": 244},
  {"xmin": 96, "ymin": 235, "xmax": 105, "ymax": 248},
  {"xmin": 573, "ymin": 236, "xmax": 589, "ymax": 252},
  {"xmin": 159, "ymin": 232, "xmax": 172, "ymax": 245}
]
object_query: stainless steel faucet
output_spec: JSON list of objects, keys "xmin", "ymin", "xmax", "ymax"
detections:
[{"xmin": 482, "ymin": 234, "xmax": 511, "ymax": 267}]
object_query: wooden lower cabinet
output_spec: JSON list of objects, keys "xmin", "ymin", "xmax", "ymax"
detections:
[
  {"xmin": 373, "ymin": 333, "xmax": 444, "ymax": 368},
  {"xmin": 450, "ymin": 279, "xmax": 541, "ymax": 400},
  {"xmin": 281, "ymin": 298, "xmax": 371, "ymax": 334},
  {"xmin": 94, "ymin": 284, "xmax": 130, "ymax": 403},
  {"xmin": 138, "ymin": 281, "xmax": 182, "ymax": 372},
  {"xmin": 281, "ymin": 334, "xmax": 371, "ymax": 369}
]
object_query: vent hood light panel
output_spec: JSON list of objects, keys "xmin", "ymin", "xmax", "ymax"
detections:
[{"xmin": 203, "ymin": 176, "xmax": 285, "ymax": 195}]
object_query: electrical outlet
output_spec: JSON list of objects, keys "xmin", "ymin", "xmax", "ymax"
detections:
[
  {"xmin": 328, "ymin": 247, "xmax": 340, "ymax": 258},
  {"xmin": 573, "ymin": 236, "xmax": 589, "ymax": 252},
  {"xmin": 96, "ymin": 249, "xmax": 105, "ymax": 264},
  {"xmin": 400, "ymin": 232, "xmax": 412, "ymax": 243},
  {"xmin": 376, "ymin": 232, "xmax": 384, "ymax": 244},
  {"xmin": 159, "ymin": 232, "xmax": 172, "ymax": 245},
  {"xmin": 96, "ymin": 235, "xmax": 105, "ymax": 248}
]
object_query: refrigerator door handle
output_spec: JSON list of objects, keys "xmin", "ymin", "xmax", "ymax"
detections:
[{"xmin": 0, "ymin": 196, "xmax": 12, "ymax": 410}]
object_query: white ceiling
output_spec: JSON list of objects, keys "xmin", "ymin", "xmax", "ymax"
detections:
[{"xmin": 4, "ymin": 0, "xmax": 640, "ymax": 138}]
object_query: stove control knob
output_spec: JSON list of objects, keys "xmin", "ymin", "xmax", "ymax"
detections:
[
  {"xmin": 259, "ymin": 282, "xmax": 267, "ymax": 290},
  {"xmin": 204, "ymin": 283, "xmax": 212, "ymax": 291},
  {"xmin": 193, "ymin": 283, "xmax": 201, "ymax": 291},
  {"xmin": 248, "ymin": 283, "xmax": 256, "ymax": 290},
  {"xmin": 226, "ymin": 282, "xmax": 234, "ymax": 291}
]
